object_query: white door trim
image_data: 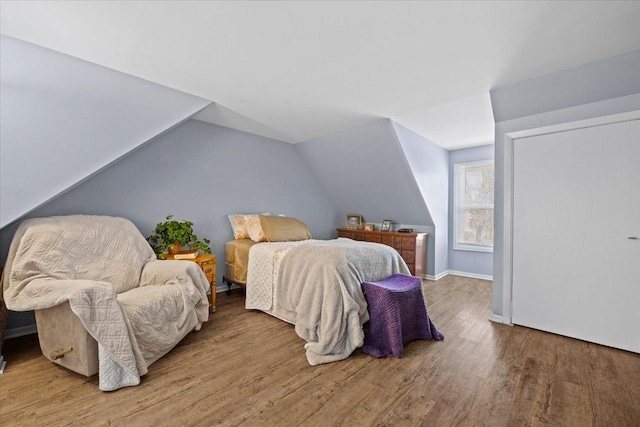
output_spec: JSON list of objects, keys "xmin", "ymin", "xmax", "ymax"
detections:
[{"xmin": 501, "ymin": 109, "xmax": 640, "ymax": 325}]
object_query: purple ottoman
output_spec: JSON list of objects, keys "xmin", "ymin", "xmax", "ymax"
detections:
[{"xmin": 361, "ymin": 274, "xmax": 443, "ymax": 358}]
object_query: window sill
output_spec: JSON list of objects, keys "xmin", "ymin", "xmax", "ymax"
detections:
[{"xmin": 453, "ymin": 244, "xmax": 493, "ymax": 253}]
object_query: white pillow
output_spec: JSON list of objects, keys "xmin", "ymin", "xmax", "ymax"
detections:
[
  {"xmin": 245, "ymin": 213, "xmax": 270, "ymax": 242},
  {"xmin": 228, "ymin": 212, "xmax": 271, "ymax": 241},
  {"xmin": 228, "ymin": 214, "xmax": 248, "ymax": 239}
]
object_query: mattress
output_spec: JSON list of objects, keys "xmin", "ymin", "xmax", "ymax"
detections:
[{"xmin": 224, "ymin": 239, "xmax": 257, "ymax": 284}]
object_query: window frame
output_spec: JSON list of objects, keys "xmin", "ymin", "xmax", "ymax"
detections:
[{"xmin": 453, "ymin": 159, "xmax": 494, "ymax": 253}]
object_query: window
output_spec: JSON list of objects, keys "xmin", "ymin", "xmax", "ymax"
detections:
[{"xmin": 453, "ymin": 160, "xmax": 494, "ymax": 252}]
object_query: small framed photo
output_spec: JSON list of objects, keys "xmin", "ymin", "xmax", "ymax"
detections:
[
  {"xmin": 381, "ymin": 219, "xmax": 392, "ymax": 232},
  {"xmin": 345, "ymin": 213, "xmax": 363, "ymax": 229},
  {"xmin": 364, "ymin": 223, "xmax": 375, "ymax": 232}
]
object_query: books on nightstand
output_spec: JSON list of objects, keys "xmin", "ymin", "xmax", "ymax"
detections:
[{"xmin": 171, "ymin": 249, "xmax": 199, "ymax": 260}]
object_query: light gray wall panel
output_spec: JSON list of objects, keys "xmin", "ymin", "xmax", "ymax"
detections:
[
  {"xmin": 0, "ymin": 35, "xmax": 210, "ymax": 228},
  {"xmin": 491, "ymin": 49, "xmax": 640, "ymax": 123},
  {"xmin": 392, "ymin": 122, "xmax": 449, "ymax": 277},
  {"xmin": 296, "ymin": 119, "xmax": 432, "ymax": 228}
]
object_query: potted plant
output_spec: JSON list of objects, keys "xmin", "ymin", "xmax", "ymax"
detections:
[{"xmin": 146, "ymin": 215, "xmax": 211, "ymax": 259}]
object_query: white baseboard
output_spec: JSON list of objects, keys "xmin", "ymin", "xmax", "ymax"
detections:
[
  {"xmin": 425, "ymin": 271, "xmax": 449, "ymax": 281},
  {"xmin": 489, "ymin": 313, "xmax": 503, "ymax": 323},
  {"xmin": 489, "ymin": 313, "xmax": 513, "ymax": 325},
  {"xmin": 5, "ymin": 324, "xmax": 37, "ymax": 339},
  {"xmin": 425, "ymin": 270, "xmax": 493, "ymax": 281},
  {"xmin": 448, "ymin": 270, "xmax": 493, "ymax": 281}
]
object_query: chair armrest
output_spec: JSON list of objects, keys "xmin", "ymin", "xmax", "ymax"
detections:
[{"xmin": 140, "ymin": 260, "xmax": 209, "ymax": 291}]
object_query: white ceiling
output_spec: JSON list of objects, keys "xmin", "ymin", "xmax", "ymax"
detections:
[{"xmin": 2, "ymin": 1, "xmax": 640, "ymax": 149}]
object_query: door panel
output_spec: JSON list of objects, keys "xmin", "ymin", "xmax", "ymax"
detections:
[{"xmin": 512, "ymin": 119, "xmax": 640, "ymax": 353}]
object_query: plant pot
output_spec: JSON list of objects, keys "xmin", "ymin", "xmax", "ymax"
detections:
[{"xmin": 168, "ymin": 242, "xmax": 181, "ymax": 255}]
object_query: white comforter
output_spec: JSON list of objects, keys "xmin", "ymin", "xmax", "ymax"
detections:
[
  {"xmin": 245, "ymin": 238, "xmax": 410, "ymax": 365},
  {"xmin": 2, "ymin": 215, "xmax": 209, "ymax": 391}
]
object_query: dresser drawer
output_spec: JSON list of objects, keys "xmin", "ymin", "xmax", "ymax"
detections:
[
  {"xmin": 393, "ymin": 236, "xmax": 403, "ymax": 250},
  {"xmin": 336, "ymin": 228, "xmax": 427, "ymax": 277},
  {"xmin": 380, "ymin": 234, "xmax": 393, "ymax": 246},
  {"xmin": 352, "ymin": 232, "xmax": 365, "ymax": 241},
  {"xmin": 365, "ymin": 234, "xmax": 381, "ymax": 243},
  {"xmin": 401, "ymin": 249, "xmax": 415, "ymax": 264},
  {"xmin": 339, "ymin": 230, "xmax": 365, "ymax": 241},
  {"xmin": 339, "ymin": 230, "xmax": 355, "ymax": 239},
  {"xmin": 401, "ymin": 237, "xmax": 416, "ymax": 250}
]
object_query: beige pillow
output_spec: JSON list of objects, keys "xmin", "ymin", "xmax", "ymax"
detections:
[{"xmin": 259, "ymin": 215, "xmax": 312, "ymax": 242}]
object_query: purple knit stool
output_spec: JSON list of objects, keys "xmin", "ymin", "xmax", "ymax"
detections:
[{"xmin": 361, "ymin": 274, "xmax": 443, "ymax": 358}]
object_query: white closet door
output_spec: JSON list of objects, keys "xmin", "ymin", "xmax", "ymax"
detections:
[{"xmin": 513, "ymin": 119, "xmax": 640, "ymax": 353}]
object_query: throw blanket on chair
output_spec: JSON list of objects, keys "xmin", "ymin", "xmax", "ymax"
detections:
[{"xmin": 3, "ymin": 215, "xmax": 209, "ymax": 391}]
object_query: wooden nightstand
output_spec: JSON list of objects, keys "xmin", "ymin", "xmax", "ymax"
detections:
[{"xmin": 165, "ymin": 253, "xmax": 217, "ymax": 312}]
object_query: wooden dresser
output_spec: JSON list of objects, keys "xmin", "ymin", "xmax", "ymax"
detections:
[{"xmin": 337, "ymin": 228, "xmax": 427, "ymax": 276}]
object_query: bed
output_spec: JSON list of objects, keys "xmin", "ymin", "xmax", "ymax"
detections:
[
  {"xmin": 223, "ymin": 238, "xmax": 256, "ymax": 289},
  {"xmin": 224, "ymin": 214, "xmax": 411, "ymax": 365}
]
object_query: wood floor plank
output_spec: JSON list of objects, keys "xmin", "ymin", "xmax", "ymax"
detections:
[{"xmin": 1, "ymin": 276, "xmax": 639, "ymax": 426}]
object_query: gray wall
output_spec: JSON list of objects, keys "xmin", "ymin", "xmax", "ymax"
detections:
[
  {"xmin": 1, "ymin": 119, "xmax": 339, "ymax": 333},
  {"xmin": 296, "ymin": 119, "xmax": 432, "ymax": 226},
  {"xmin": 491, "ymin": 49, "xmax": 640, "ymax": 317},
  {"xmin": 448, "ymin": 144, "xmax": 494, "ymax": 278},
  {"xmin": 492, "ymin": 49, "xmax": 640, "ymax": 123},
  {"xmin": 392, "ymin": 122, "xmax": 450, "ymax": 277},
  {"xmin": 0, "ymin": 35, "xmax": 210, "ymax": 228},
  {"xmin": 296, "ymin": 119, "xmax": 442, "ymax": 276}
]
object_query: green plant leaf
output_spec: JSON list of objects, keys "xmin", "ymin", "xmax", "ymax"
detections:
[{"xmin": 146, "ymin": 215, "xmax": 212, "ymax": 259}]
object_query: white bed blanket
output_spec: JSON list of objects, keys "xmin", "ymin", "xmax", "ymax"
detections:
[
  {"xmin": 245, "ymin": 240, "xmax": 309, "ymax": 311},
  {"xmin": 2, "ymin": 215, "xmax": 209, "ymax": 391},
  {"xmin": 245, "ymin": 238, "xmax": 409, "ymax": 365}
]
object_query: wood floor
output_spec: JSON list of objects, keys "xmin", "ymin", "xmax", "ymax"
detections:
[{"xmin": 1, "ymin": 275, "xmax": 639, "ymax": 426}]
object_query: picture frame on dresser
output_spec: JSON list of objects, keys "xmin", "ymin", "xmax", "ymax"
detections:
[
  {"xmin": 381, "ymin": 219, "xmax": 392, "ymax": 231},
  {"xmin": 345, "ymin": 213, "xmax": 363, "ymax": 229},
  {"xmin": 364, "ymin": 223, "xmax": 375, "ymax": 231}
]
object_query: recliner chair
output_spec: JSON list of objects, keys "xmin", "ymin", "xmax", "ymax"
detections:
[{"xmin": 2, "ymin": 215, "xmax": 210, "ymax": 390}]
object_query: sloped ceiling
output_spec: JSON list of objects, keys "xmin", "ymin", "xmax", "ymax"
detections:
[
  {"xmin": 2, "ymin": 1, "xmax": 640, "ymax": 149},
  {"xmin": 0, "ymin": 36, "xmax": 211, "ymax": 228}
]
